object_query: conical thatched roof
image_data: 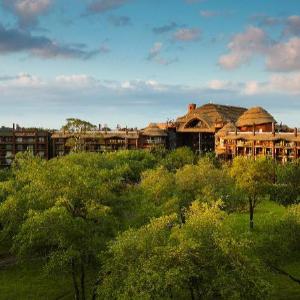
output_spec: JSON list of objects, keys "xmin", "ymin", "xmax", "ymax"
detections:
[
  {"xmin": 142, "ymin": 123, "xmax": 167, "ymax": 137},
  {"xmin": 236, "ymin": 107, "xmax": 275, "ymax": 127},
  {"xmin": 216, "ymin": 122, "xmax": 238, "ymax": 137}
]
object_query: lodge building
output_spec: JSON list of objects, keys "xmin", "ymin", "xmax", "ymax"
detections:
[
  {"xmin": 1, "ymin": 102, "xmax": 299, "ymax": 166},
  {"xmin": 0, "ymin": 125, "xmax": 50, "ymax": 167}
]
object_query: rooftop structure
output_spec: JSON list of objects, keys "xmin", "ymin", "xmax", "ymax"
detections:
[{"xmin": 0, "ymin": 102, "xmax": 299, "ymax": 166}]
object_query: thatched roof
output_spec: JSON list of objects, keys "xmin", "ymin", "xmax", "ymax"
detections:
[
  {"xmin": 142, "ymin": 123, "xmax": 168, "ymax": 137},
  {"xmin": 236, "ymin": 107, "xmax": 275, "ymax": 127},
  {"xmin": 176, "ymin": 103, "xmax": 247, "ymax": 132},
  {"xmin": 216, "ymin": 122, "xmax": 238, "ymax": 137}
]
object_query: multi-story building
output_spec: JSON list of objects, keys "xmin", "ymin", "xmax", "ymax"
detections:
[
  {"xmin": 51, "ymin": 123, "xmax": 168, "ymax": 157},
  {"xmin": 1, "ymin": 102, "xmax": 299, "ymax": 167},
  {"xmin": 0, "ymin": 125, "xmax": 50, "ymax": 167},
  {"xmin": 174, "ymin": 103, "xmax": 247, "ymax": 153},
  {"xmin": 215, "ymin": 106, "xmax": 300, "ymax": 162}
]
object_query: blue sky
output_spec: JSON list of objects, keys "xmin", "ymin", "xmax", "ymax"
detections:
[{"xmin": 0, "ymin": 0, "xmax": 300, "ymax": 129}]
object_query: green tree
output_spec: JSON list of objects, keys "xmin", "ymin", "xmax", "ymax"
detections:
[
  {"xmin": 161, "ymin": 147, "xmax": 196, "ymax": 171},
  {"xmin": 230, "ymin": 157, "xmax": 275, "ymax": 229},
  {"xmin": 62, "ymin": 118, "xmax": 97, "ymax": 152},
  {"xmin": 272, "ymin": 160, "xmax": 300, "ymax": 205},
  {"xmin": 175, "ymin": 157, "xmax": 246, "ymax": 214},
  {"xmin": 0, "ymin": 152, "xmax": 128, "ymax": 299},
  {"xmin": 98, "ymin": 201, "xmax": 270, "ymax": 299},
  {"xmin": 254, "ymin": 204, "xmax": 300, "ymax": 283}
]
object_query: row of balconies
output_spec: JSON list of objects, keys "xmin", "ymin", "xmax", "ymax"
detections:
[{"xmin": 0, "ymin": 137, "xmax": 46, "ymax": 143}]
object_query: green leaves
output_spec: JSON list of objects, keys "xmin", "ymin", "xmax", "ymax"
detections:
[{"xmin": 98, "ymin": 201, "xmax": 270, "ymax": 300}]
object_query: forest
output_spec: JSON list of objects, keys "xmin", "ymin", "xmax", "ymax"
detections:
[{"xmin": 0, "ymin": 148, "xmax": 300, "ymax": 299}]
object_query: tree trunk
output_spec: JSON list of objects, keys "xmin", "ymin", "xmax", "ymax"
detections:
[
  {"xmin": 249, "ymin": 199, "xmax": 254, "ymax": 230},
  {"xmin": 91, "ymin": 278, "xmax": 101, "ymax": 300},
  {"xmin": 71, "ymin": 259, "xmax": 80, "ymax": 300},
  {"xmin": 189, "ymin": 284, "xmax": 195, "ymax": 300},
  {"xmin": 81, "ymin": 263, "xmax": 86, "ymax": 300}
]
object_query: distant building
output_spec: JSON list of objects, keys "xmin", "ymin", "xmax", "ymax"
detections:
[
  {"xmin": 1, "ymin": 102, "xmax": 299, "ymax": 167},
  {"xmin": 215, "ymin": 106, "xmax": 300, "ymax": 162},
  {"xmin": 0, "ymin": 124, "xmax": 50, "ymax": 167},
  {"xmin": 175, "ymin": 103, "xmax": 246, "ymax": 153}
]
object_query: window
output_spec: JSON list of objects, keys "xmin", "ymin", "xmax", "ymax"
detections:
[
  {"xmin": 16, "ymin": 137, "xmax": 23, "ymax": 143},
  {"xmin": 38, "ymin": 137, "xmax": 45, "ymax": 143},
  {"xmin": 27, "ymin": 145, "xmax": 34, "ymax": 152},
  {"xmin": 38, "ymin": 151, "xmax": 45, "ymax": 157},
  {"xmin": 5, "ymin": 151, "xmax": 12, "ymax": 158},
  {"xmin": 26, "ymin": 138, "xmax": 35, "ymax": 143}
]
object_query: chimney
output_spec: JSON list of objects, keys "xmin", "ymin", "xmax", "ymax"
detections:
[
  {"xmin": 294, "ymin": 127, "xmax": 298, "ymax": 137},
  {"xmin": 272, "ymin": 122, "xmax": 275, "ymax": 136},
  {"xmin": 253, "ymin": 123, "xmax": 256, "ymax": 136},
  {"xmin": 188, "ymin": 103, "xmax": 196, "ymax": 113},
  {"xmin": 98, "ymin": 124, "xmax": 101, "ymax": 131},
  {"xmin": 13, "ymin": 123, "xmax": 15, "ymax": 131}
]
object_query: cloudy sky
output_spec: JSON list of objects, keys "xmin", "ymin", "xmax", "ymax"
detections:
[{"xmin": 0, "ymin": 0, "xmax": 300, "ymax": 129}]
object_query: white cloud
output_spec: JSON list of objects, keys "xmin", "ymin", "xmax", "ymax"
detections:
[
  {"xmin": 1, "ymin": 72, "xmax": 300, "ymax": 128},
  {"xmin": 218, "ymin": 26, "xmax": 268, "ymax": 70},
  {"xmin": 87, "ymin": 0, "xmax": 131, "ymax": 14},
  {"xmin": 147, "ymin": 42, "xmax": 177, "ymax": 65},
  {"xmin": 173, "ymin": 28, "xmax": 201, "ymax": 42},
  {"xmin": 200, "ymin": 10, "xmax": 219, "ymax": 18},
  {"xmin": 285, "ymin": 15, "xmax": 300, "ymax": 36},
  {"xmin": 219, "ymin": 25, "xmax": 300, "ymax": 72},
  {"xmin": 208, "ymin": 80, "xmax": 230, "ymax": 90},
  {"xmin": 266, "ymin": 37, "xmax": 300, "ymax": 72},
  {"xmin": 0, "ymin": 72, "xmax": 43, "ymax": 88},
  {"xmin": 2, "ymin": 0, "xmax": 53, "ymax": 27},
  {"xmin": 55, "ymin": 74, "xmax": 96, "ymax": 87},
  {"xmin": 241, "ymin": 73, "xmax": 300, "ymax": 95}
]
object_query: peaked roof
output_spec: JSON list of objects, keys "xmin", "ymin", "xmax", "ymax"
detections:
[
  {"xmin": 216, "ymin": 122, "xmax": 238, "ymax": 137},
  {"xmin": 142, "ymin": 123, "xmax": 167, "ymax": 137},
  {"xmin": 236, "ymin": 106, "xmax": 276, "ymax": 127},
  {"xmin": 176, "ymin": 103, "xmax": 247, "ymax": 131}
]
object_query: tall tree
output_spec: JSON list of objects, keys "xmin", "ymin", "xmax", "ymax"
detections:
[
  {"xmin": 0, "ymin": 152, "xmax": 128, "ymax": 299},
  {"xmin": 230, "ymin": 157, "xmax": 274, "ymax": 229},
  {"xmin": 98, "ymin": 201, "xmax": 270, "ymax": 299},
  {"xmin": 272, "ymin": 160, "xmax": 300, "ymax": 205},
  {"xmin": 62, "ymin": 118, "xmax": 97, "ymax": 152}
]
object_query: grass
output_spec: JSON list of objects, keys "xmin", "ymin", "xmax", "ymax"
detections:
[
  {"xmin": 0, "ymin": 261, "xmax": 73, "ymax": 300},
  {"xmin": 228, "ymin": 200, "xmax": 300, "ymax": 300},
  {"xmin": 0, "ymin": 260, "xmax": 97, "ymax": 300}
]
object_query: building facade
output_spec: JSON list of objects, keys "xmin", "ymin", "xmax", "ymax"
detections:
[
  {"xmin": 0, "ymin": 125, "xmax": 50, "ymax": 167},
  {"xmin": 1, "ymin": 103, "xmax": 299, "ymax": 167}
]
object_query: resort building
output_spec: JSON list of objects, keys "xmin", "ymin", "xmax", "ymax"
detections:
[
  {"xmin": 175, "ymin": 103, "xmax": 246, "ymax": 153},
  {"xmin": 1, "ymin": 102, "xmax": 299, "ymax": 167},
  {"xmin": 215, "ymin": 106, "xmax": 300, "ymax": 162},
  {"xmin": 0, "ymin": 125, "xmax": 50, "ymax": 167}
]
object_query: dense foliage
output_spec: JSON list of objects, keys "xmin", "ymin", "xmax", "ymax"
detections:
[{"xmin": 0, "ymin": 149, "xmax": 299, "ymax": 299}]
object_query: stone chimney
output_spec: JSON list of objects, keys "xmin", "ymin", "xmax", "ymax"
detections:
[
  {"xmin": 272, "ymin": 122, "xmax": 275, "ymax": 136},
  {"xmin": 188, "ymin": 103, "xmax": 196, "ymax": 113},
  {"xmin": 294, "ymin": 127, "xmax": 298, "ymax": 137}
]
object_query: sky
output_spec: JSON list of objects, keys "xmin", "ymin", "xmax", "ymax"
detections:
[{"xmin": 0, "ymin": 0, "xmax": 300, "ymax": 129}]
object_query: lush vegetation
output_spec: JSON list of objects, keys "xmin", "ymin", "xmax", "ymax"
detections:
[{"xmin": 0, "ymin": 148, "xmax": 300, "ymax": 299}]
